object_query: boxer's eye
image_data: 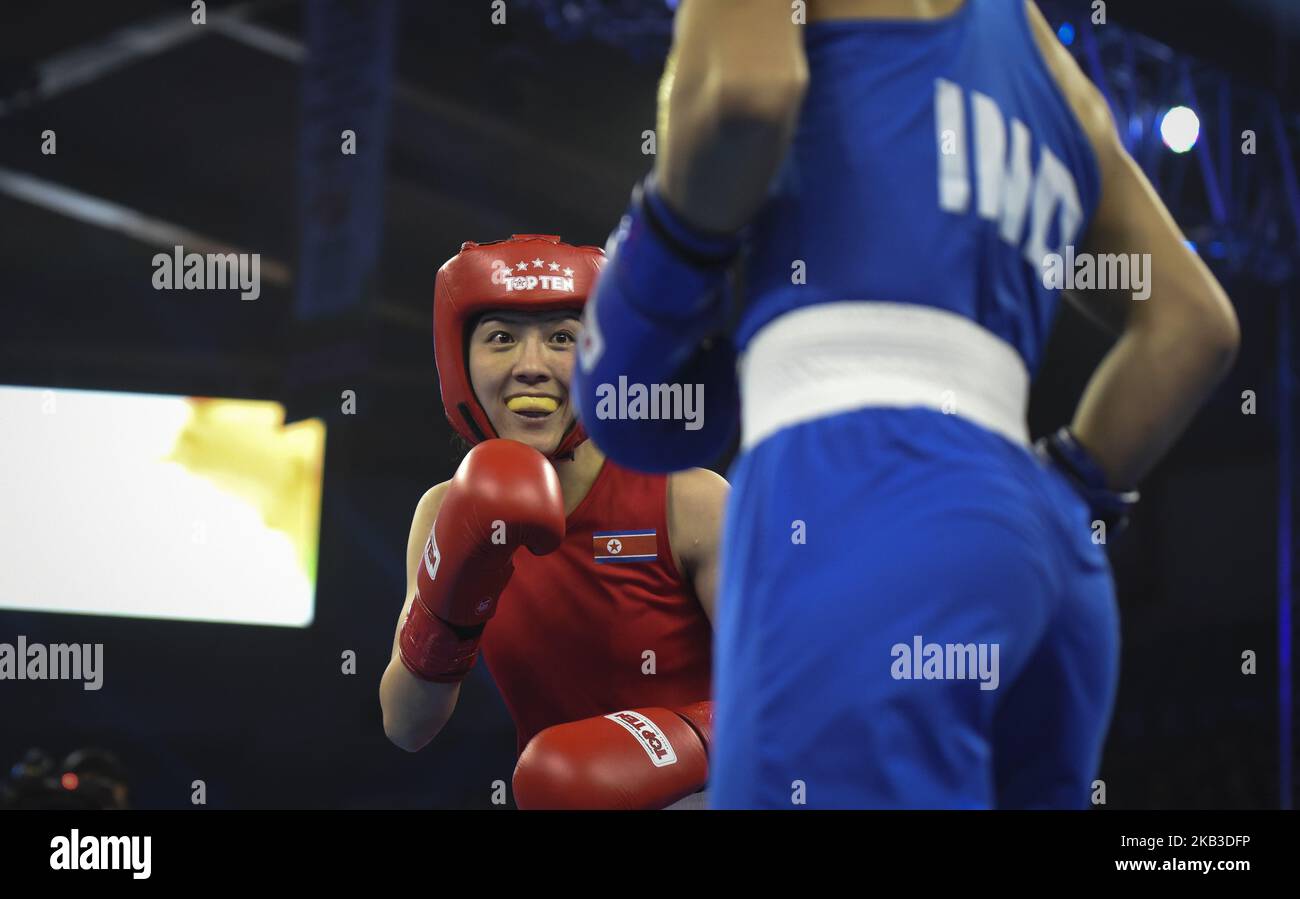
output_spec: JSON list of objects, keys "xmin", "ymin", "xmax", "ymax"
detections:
[
  {"xmin": 486, "ymin": 330, "xmax": 515, "ymax": 345},
  {"xmin": 550, "ymin": 329, "xmax": 576, "ymax": 346}
]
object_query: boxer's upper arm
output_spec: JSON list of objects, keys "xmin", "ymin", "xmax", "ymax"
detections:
[
  {"xmin": 666, "ymin": 1, "xmax": 806, "ymax": 116},
  {"xmin": 1023, "ymin": 1, "xmax": 1117, "ymax": 154},
  {"xmin": 1024, "ymin": 1, "xmax": 1237, "ymax": 345},
  {"xmin": 667, "ymin": 468, "xmax": 730, "ymax": 625},
  {"xmin": 658, "ymin": 1, "xmax": 807, "ymax": 231},
  {"xmin": 390, "ymin": 481, "xmax": 450, "ymax": 658}
]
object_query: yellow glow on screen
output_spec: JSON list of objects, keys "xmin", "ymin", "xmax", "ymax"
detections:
[{"xmin": 0, "ymin": 386, "xmax": 325, "ymax": 627}]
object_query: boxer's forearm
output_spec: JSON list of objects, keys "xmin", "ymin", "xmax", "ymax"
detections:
[
  {"xmin": 380, "ymin": 657, "xmax": 460, "ymax": 752},
  {"xmin": 1061, "ymin": 101, "xmax": 1240, "ymax": 490},
  {"xmin": 1069, "ymin": 314, "xmax": 1237, "ymax": 489}
]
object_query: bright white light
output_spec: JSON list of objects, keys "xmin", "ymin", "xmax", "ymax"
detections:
[
  {"xmin": 0, "ymin": 386, "xmax": 322, "ymax": 627},
  {"xmin": 1161, "ymin": 106, "xmax": 1200, "ymax": 154}
]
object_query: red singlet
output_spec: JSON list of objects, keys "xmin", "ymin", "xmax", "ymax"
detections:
[{"xmin": 480, "ymin": 459, "xmax": 713, "ymax": 753}]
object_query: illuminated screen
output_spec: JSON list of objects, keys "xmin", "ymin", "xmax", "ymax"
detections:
[{"xmin": 0, "ymin": 386, "xmax": 324, "ymax": 627}]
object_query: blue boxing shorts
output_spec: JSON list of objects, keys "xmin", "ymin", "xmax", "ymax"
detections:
[{"xmin": 708, "ymin": 303, "xmax": 1120, "ymax": 809}]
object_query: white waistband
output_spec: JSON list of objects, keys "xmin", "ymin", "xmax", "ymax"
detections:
[{"xmin": 738, "ymin": 302, "xmax": 1031, "ymax": 450}]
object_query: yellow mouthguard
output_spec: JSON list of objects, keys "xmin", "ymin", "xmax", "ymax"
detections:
[{"xmin": 507, "ymin": 396, "xmax": 558, "ymax": 413}]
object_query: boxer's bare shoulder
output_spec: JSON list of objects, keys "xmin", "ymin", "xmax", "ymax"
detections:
[
  {"xmin": 1024, "ymin": 0, "xmax": 1237, "ymax": 347},
  {"xmin": 1022, "ymin": 0, "xmax": 1119, "ymax": 172},
  {"xmin": 411, "ymin": 481, "xmax": 449, "ymax": 527},
  {"xmin": 416, "ymin": 481, "xmax": 450, "ymax": 508},
  {"xmin": 666, "ymin": 468, "xmax": 730, "ymax": 623}
]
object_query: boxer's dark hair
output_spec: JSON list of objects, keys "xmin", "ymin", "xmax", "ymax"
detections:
[{"xmin": 449, "ymin": 430, "xmax": 474, "ymax": 464}]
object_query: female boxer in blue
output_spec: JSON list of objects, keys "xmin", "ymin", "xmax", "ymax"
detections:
[{"xmin": 574, "ymin": 0, "xmax": 1239, "ymax": 808}]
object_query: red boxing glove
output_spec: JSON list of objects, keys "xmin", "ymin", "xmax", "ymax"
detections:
[
  {"xmin": 513, "ymin": 702, "xmax": 714, "ymax": 810},
  {"xmin": 398, "ymin": 439, "xmax": 565, "ymax": 682}
]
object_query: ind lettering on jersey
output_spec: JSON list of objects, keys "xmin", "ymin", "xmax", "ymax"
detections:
[
  {"xmin": 592, "ymin": 529, "xmax": 657, "ymax": 564},
  {"xmin": 935, "ymin": 78, "xmax": 1083, "ymax": 268}
]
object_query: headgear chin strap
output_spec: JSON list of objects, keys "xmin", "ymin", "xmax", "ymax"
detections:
[{"xmin": 434, "ymin": 234, "xmax": 605, "ymax": 459}]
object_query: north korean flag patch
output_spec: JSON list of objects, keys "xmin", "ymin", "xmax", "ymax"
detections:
[{"xmin": 593, "ymin": 529, "xmax": 657, "ymax": 563}]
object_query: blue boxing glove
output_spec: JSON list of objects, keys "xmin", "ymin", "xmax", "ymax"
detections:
[
  {"xmin": 575, "ymin": 175, "xmax": 742, "ymax": 472},
  {"xmin": 1035, "ymin": 427, "xmax": 1140, "ymax": 535}
]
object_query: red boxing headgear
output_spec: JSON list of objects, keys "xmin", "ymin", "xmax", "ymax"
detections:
[{"xmin": 434, "ymin": 234, "xmax": 605, "ymax": 458}]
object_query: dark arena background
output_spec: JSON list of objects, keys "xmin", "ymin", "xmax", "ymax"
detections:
[{"xmin": 0, "ymin": 0, "xmax": 1295, "ymax": 823}]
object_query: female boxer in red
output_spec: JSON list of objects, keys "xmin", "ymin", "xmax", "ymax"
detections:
[{"xmin": 378, "ymin": 234, "xmax": 726, "ymax": 809}]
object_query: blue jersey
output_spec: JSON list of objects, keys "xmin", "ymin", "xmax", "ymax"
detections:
[
  {"xmin": 737, "ymin": 0, "xmax": 1101, "ymax": 376},
  {"xmin": 710, "ymin": 1, "xmax": 1118, "ymax": 810}
]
